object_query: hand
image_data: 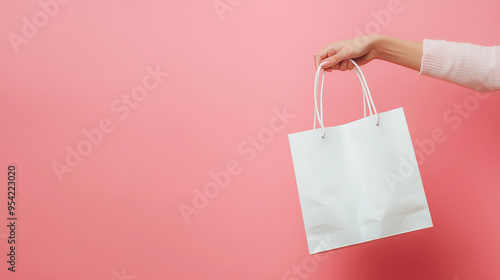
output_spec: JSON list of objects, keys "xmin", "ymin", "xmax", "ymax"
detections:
[
  {"xmin": 314, "ymin": 34, "xmax": 423, "ymax": 72},
  {"xmin": 314, "ymin": 35, "xmax": 379, "ymax": 71}
]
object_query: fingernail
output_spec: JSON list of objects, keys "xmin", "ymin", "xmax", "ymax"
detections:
[{"xmin": 320, "ymin": 60, "xmax": 330, "ymax": 67}]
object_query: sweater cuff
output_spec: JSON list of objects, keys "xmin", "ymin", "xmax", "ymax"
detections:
[{"xmin": 418, "ymin": 39, "xmax": 448, "ymax": 77}]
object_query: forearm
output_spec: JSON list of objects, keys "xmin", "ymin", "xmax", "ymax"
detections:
[{"xmin": 371, "ymin": 35, "xmax": 423, "ymax": 71}]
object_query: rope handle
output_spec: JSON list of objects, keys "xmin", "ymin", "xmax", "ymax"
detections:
[{"xmin": 313, "ymin": 59, "xmax": 379, "ymax": 138}]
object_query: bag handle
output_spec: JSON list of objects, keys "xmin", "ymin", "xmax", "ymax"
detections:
[{"xmin": 313, "ymin": 59, "xmax": 379, "ymax": 138}]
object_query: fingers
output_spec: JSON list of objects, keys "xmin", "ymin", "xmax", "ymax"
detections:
[
  {"xmin": 342, "ymin": 59, "xmax": 356, "ymax": 71},
  {"xmin": 315, "ymin": 36, "xmax": 375, "ymax": 71},
  {"xmin": 314, "ymin": 43, "xmax": 343, "ymax": 69},
  {"xmin": 339, "ymin": 60, "xmax": 348, "ymax": 71},
  {"xmin": 314, "ymin": 48, "xmax": 331, "ymax": 69},
  {"xmin": 317, "ymin": 57, "xmax": 355, "ymax": 72},
  {"xmin": 347, "ymin": 60, "xmax": 355, "ymax": 70},
  {"xmin": 315, "ymin": 49, "xmax": 350, "ymax": 71}
]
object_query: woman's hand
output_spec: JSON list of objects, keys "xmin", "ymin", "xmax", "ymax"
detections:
[
  {"xmin": 314, "ymin": 35, "xmax": 379, "ymax": 71},
  {"xmin": 314, "ymin": 34, "xmax": 423, "ymax": 72}
]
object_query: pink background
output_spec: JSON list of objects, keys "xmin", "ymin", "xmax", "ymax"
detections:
[{"xmin": 1, "ymin": 0, "xmax": 500, "ymax": 279}]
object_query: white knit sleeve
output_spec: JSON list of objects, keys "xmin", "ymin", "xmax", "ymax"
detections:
[{"xmin": 418, "ymin": 39, "xmax": 500, "ymax": 93}]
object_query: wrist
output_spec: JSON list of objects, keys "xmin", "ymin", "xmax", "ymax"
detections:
[
  {"xmin": 368, "ymin": 35, "xmax": 423, "ymax": 71},
  {"xmin": 369, "ymin": 34, "xmax": 388, "ymax": 60}
]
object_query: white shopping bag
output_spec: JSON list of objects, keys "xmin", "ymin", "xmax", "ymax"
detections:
[{"xmin": 288, "ymin": 60, "xmax": 432, "ymax": 254}]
